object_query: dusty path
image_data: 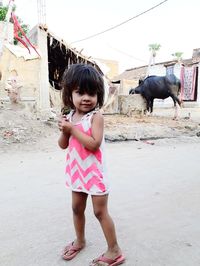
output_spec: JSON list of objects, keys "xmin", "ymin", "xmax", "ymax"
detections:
[
  {"xmin": 1, "ymin": 137, "xmax": 200, "ymax": 266},
  {"xmin": 1, "ymin": 107, "xmax": 200, "ymax": 150}
]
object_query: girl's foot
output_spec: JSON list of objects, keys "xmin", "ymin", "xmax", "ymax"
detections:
[
  {"xmin": 62, "ymin": 240, "xmax": 85, "ymax": 260},
  {"xmin": 90, "ymin": 254, "xmax": 125, "ymax": 266},
  {"xmin": 90, "ymin": 250, "xmax": 125, "ymax": 266}
]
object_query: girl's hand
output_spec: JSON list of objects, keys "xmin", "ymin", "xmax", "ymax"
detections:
[
  {"xmin": 58, "ymin": 115, "xmax": 70, "ymax": 149},
  {"xmin": 58, "ymin": 115, "xmax": 72, "ymax": 134}
]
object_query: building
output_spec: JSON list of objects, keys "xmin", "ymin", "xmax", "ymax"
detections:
[
  {"xmin": 0, "ymin": 23, "xmax": 104, "ymax": 116},
  {"xmin": 113, "ymin": 50, "xmax": 200, "ymax": 107}
]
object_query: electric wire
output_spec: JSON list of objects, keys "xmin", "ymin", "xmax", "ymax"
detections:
[{"xmin": 71, "ymin": 0, "xmax": 168, "ymax": 44}]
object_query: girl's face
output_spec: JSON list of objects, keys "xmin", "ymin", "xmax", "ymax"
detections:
[{"xmin": 72, "ymin": 88, "xmax": 98, "ymax": 114}]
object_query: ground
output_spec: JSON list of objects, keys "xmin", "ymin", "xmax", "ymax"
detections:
[
  {"xmin": 1, "ymin": 106, "xmax": 200, "ymax": 266},
  {"xmin": 0, "ymin": 105, "xmax": 200, "ymax": 151}
]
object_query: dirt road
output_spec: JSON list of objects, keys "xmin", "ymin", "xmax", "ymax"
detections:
[
  {"xmin": 1, "ymin": 137, "xmax": 200, "ymax": 266},
  {"xmin": 1, "ymin": 107, "xmax": 200, "ymax": 149}
]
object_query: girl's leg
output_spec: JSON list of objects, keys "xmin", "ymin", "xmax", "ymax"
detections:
[
  {"xmin": 62, "ymin": 192, "xmax": 88, "ymax": 259},
  {"xmin": 91, "ymin": 194, "xmax": 122, "ymax": 259},
  {"xmin": 72, "ymin": 191, "xmax": 88, "ymax": 247}
]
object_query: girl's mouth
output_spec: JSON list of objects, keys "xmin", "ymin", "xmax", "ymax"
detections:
[{"xmin": 81, "ymin": 103, "xmax": 91, "ymax": 107}]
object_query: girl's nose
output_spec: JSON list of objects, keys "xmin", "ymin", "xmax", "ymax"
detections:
[{"xmin": 82, "ymin": 94, "xmax": 90, "ymax": 101}]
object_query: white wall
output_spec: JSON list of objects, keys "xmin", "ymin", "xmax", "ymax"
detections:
[
  {"xmin": 37, "ymin": 27, "xmax": 50, "ymax": 113},
  {"xmin": 148, "ymin": 65, "xmax": 166, "ymax": 76},
  {"xmin": 0, "ymin": 21, "xmax": 13, "ymax": 43},
  {"xmin": 197, "ymin": 63, "xmax": 200, "ymax": 105}
]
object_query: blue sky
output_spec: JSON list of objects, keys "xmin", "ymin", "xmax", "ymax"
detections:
[{"xmin": 2, "ymin": 0, "xmax": 200, "ymax": 72}]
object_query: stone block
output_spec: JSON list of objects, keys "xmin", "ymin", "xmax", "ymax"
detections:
[{"xmin": 118, "ymin": 94, "xmax": 146, "ymax": 115}]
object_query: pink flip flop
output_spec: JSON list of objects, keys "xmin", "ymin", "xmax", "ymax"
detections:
[
  {"xmin": 90, "ymin": 254, "xmax": 125, "ymax": 266},
  {"xmin": 62, "ymin": 241, "xmax": 84, "ymax": 260}
]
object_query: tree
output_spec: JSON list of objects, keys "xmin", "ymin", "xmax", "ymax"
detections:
[
  {"xmin": 148, "ymin": 43, "xmax": 161, "ymax": 65},
  {"xmin": 146, "ymin": 43, "xmax": 161, "ymax": 76},
  {"xmin": 171, "ymin": 52, "xmax": 183, "ymax": 62},
  {"xmin": 0, "ymin": 4, "xmax": 29, "ymax": 45},
  {"xmin": 0, "ymin": 6, "xmax": 8, "ymax": 21}
]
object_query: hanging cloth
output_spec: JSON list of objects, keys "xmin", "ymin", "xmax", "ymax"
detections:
[
  {"xmin": 180, "ymin": 66, "xmax": 197, "ymax": 101},
  {"xmin": 11, "ymin": 12, "xmax": 40, "ymax": 57}
]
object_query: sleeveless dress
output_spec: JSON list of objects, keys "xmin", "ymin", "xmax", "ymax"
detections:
[{"xmin": 65, "ymin": 110, "xmax": 109, "ymax": 195}]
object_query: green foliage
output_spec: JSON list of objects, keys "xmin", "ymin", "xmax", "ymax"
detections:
[
  {"xmin": 0, "ymin": 6, "xmax": 8, "ymax": 21},
  {"xmin": 149, "ymin": 43, "xmax": 161, "ymax": 58},
  {"xmin": 13, "ymin": 23, "xmax": 29, "ymax": 45},
  {"xmin": 171, "ymin": 52, "xmax": 183, "ymax": 61},
  {"xmin": 0, "ymin": 4, "xmax": 29, "ymax": 45},
  {"xmin": 149, "ymin": 43, "xmax": 161, "ymax": 51}
]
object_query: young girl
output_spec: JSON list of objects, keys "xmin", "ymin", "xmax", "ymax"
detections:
[{"xmin": 58, "ymin": 64, "xmax": 125, "ymax": 266}]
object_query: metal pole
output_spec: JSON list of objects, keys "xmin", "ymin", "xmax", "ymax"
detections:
[{"xmin": 37, "ymin": 0, "xmax": 46, "ymax": 25}]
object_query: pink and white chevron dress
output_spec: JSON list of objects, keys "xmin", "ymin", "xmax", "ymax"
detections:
[{"xmin": 65, "ymin": 110, "xmax": 109, "ymax": 195}]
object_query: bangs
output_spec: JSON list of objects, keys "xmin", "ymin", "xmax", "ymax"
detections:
[
  {"xmin": 62, "ymin": 63, "xmax": 105, "ymax": 108},
  {"xmin": 75, "ymin": 67, "xmax": 99, "ymax": 96}
]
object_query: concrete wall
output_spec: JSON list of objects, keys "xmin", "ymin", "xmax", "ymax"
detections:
[
  {"xmin": 37, "ymin": 27, "xmax": 50, "ymax": 113},
  {"xmin": 148, "ymin": 63, "xmax": 182, "ymax": 77},
  {"xmin": 0, "ymin": 22, "xmax": 13, "ymax": 44},
  {"xmin": 120, "ymin": 79, "xmax": 139, "ymax": 95},
  {"xmin": 96, "ymin": 58, "xmax": 119, "ymax": 79},
  {"xmin": 148, "ymin": 64, "xmax": 166, "ymax": 76},
  {"xmin": 0, "ymin": 45, "xmax": 63, "ymax": 113},
  {"xmin": 118, "ymin": 94, "xmax": 147, "ymax": 115},
  {"xmin": 0, "ymin": 26, "xmax": 51, "ymax": 114},
  {"xmin": 49, "ymin": 84, "xmax": 62, "ymax": 111},
  {"xmin": 0, "ymin": 46, "xmax": 40, "ymax": 110},
  {"xmin": 197, "ymin": 63, "xmax": 200, "ymax": 105}
]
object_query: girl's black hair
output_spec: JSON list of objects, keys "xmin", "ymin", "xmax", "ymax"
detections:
[{"xmin": 61, "ymin": 63, "xmax": 105, "ymax": 109}]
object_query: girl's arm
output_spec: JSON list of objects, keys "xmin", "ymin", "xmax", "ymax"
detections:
[
  {"xmin": 58, "ymin": 116, "xmax": 70, "ymax": 149},
  {"xmin": 70, "ymin": 112, "xmax": 104, "ymax": 151},
  {"xmin": 58, "ymin": 132, "xmax": 70, "ymax": 149}
]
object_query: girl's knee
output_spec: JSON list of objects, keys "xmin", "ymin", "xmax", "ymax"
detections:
[
  {"xmin": 92, "ymin": 194, "xmax": 109, "ymax": 220},
  {"xmin": 72, "ymin": 192, "xmax": 87, "ymax": 215},
  {"xmin": 72, "ymin": 204, "xmax": 85, "ymax": 216},
  {"xmin": 93, "ymin": 209, "xmax": 107, "ymax": 221}
]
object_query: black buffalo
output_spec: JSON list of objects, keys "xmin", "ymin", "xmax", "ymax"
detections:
[{"xmin": 129, "ymin": 74, "xmax": 182, "ymax": 118}]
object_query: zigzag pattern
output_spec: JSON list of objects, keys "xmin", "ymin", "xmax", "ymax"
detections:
[
  {"xmin": 65, "ymin": 110, "xmax": 108, "ymax": 194},
  {"xmin": 66, "ymin": 147, "xmax": 106, "ymax": 192},
  {"xmin": 69, "ymin": 137, "xmax": 102, "ymax": 162}
]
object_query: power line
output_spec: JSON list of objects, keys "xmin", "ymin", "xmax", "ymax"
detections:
[
  {"xmin": 107, "ymin": 44, "xmax": 147, "ymax": 63},
  {"xmin": 71, "ymin": 0, "xmax": 168, "ymax": 44}
]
